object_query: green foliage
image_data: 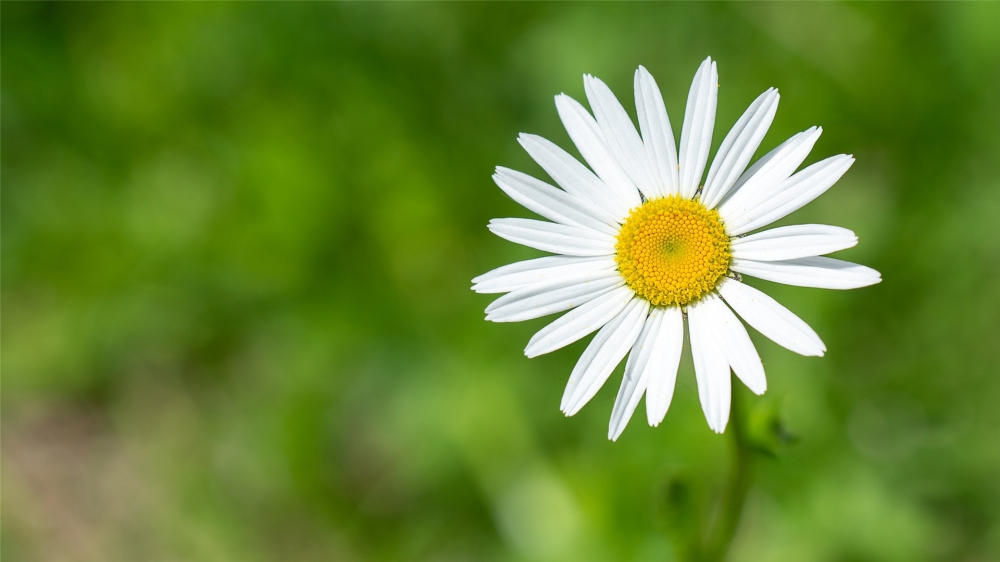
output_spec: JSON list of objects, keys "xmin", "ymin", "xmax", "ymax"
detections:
[{"xmin": 4, "ymin": 3, "xmax": 1000, "ymax": 561}]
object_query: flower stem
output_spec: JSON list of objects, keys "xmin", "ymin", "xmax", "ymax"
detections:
[{"xmin": 699, "ymin": 392, "xmax": 753, "ymax": 562}]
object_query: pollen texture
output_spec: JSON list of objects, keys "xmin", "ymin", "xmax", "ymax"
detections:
[{"xmin": 615, "ymin": 195, "xmax": 731, "ymax": 307}]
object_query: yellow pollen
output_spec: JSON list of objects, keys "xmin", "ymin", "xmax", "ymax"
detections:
[{"xmin": 615, "ymin": 195, "xmax": 731, "ymax": 307}]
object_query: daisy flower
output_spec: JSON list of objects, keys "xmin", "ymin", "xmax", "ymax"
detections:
[{"xmin": 473, "ymin": 57, "xmax": 880, "ymax": 439}]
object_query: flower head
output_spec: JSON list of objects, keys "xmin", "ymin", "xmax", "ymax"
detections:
[{"xmin": 473, "ymin": 57, "xmax": 880, "ymax": 438}]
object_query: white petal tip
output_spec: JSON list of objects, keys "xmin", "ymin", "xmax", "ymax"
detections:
[
  {"xmin": 805, "ymin": 344, "xmax": 827, "ymax": 357},
  {"xmin": 709, "ymin": 417, "xmax": 728, "ymax": 434},
  {"xmin": 854, "ymin": 274, "xmax": 882, "ymax": 288}
]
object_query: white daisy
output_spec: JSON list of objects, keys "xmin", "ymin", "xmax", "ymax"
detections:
[{"xmin": 473, "ymin": 57, "xmax": 880, "ymax": 439}]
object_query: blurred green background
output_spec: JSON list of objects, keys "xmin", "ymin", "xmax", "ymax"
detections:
[{"xmin": 4, "ymin": 3, "xmax": 1000, "ymax": 561}]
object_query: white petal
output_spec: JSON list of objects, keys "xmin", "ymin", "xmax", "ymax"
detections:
[
  {"xmin": 718, "ymin": 127, "xmax": 822, "ymax": 219},
  {"xmin": 688, "ymin": 299, "xmax": 731, "ymax": 433},
  {"xmin": 518, "ymin": 133, "xmax": 630, "ymax": 222},
  {"xmin": 731, "ymin": 256, "xmax": 882, "ymax": 290},
  {"xmin": 701, "ymin": 89, "xmax": 779, "ymax": 209},
  {"xmin": 608, "ymin": 308, "xmax": 661, "ymax": 440},
  {"xmin": 720, "ymin": 130, "xmax": 809, "ymax": 208},
  {"xmin": 473, "ymin": 256, "xmax": 616, "ymax": 294},
  {"xmin": 678, "ymin": 58, "xmax": 718, "ymax": 199},
  {"xmin": 701, "ymin": 294, "xmax": 766, "ymax": 395},
  {"xmin": 560, "ymin": 298, "xmax": 649, "ymax": 416},
  {"xmin": 585, "ymin": 75, "xmax": 660, "ymax": 200},
  {"xmin": 488, "ymin": 218, "xmax": 615, "ymax": 256},
  {"xmin": 634, "ymin": 66, "xmax": 679, "ymax": 196},
  {"xmin": 555, "ymin": 94, "xmax": 642, "ymax": 210},
  {"xmin": 525, "ymin": 285, "xmax": 635, "ymax": 358},
  {"xmin": 485, "ymin": 272, "xmax": 622, "ymax": 323},
  {"xmin": 731, "ymin": 224, "xmax": 858, "ymax": 261},
  {"xmin": 644, "ymin": 306, "xmax": 685, "ymax": 427},
  {"xmin": 725, "ymin": 155, "xmax": 855, "ymax": 236},
  {"xmin": 717, "ymin": 277, "xmax": 826, "ymax": 357},
  {"xmin": 493, "ymin": 168, "xmax": 619, "ymax": 236}
]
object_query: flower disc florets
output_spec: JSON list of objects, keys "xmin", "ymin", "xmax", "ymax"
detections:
[{"xmin": 615, "ymin": 195, "xmax": 731, "ymax": 307}]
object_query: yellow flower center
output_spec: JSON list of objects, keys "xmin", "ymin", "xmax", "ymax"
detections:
[{"xmin": 615, "ymin": 195, "xmax": 731, "ymax": 307}]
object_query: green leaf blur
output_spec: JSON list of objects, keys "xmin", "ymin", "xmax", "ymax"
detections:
[{"xmin": 4, "ymin": 3, "xmax": 1000, "ymax": 561}]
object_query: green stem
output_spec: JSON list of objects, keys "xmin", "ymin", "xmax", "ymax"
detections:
[{"xmin": 699, "ymin": 393, "xmax": 754, "ymax": 562}]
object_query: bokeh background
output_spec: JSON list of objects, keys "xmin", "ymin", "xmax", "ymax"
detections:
[{"xmin": 4, "ymin": 3, "xmax": 1000, "ymax": 561}]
